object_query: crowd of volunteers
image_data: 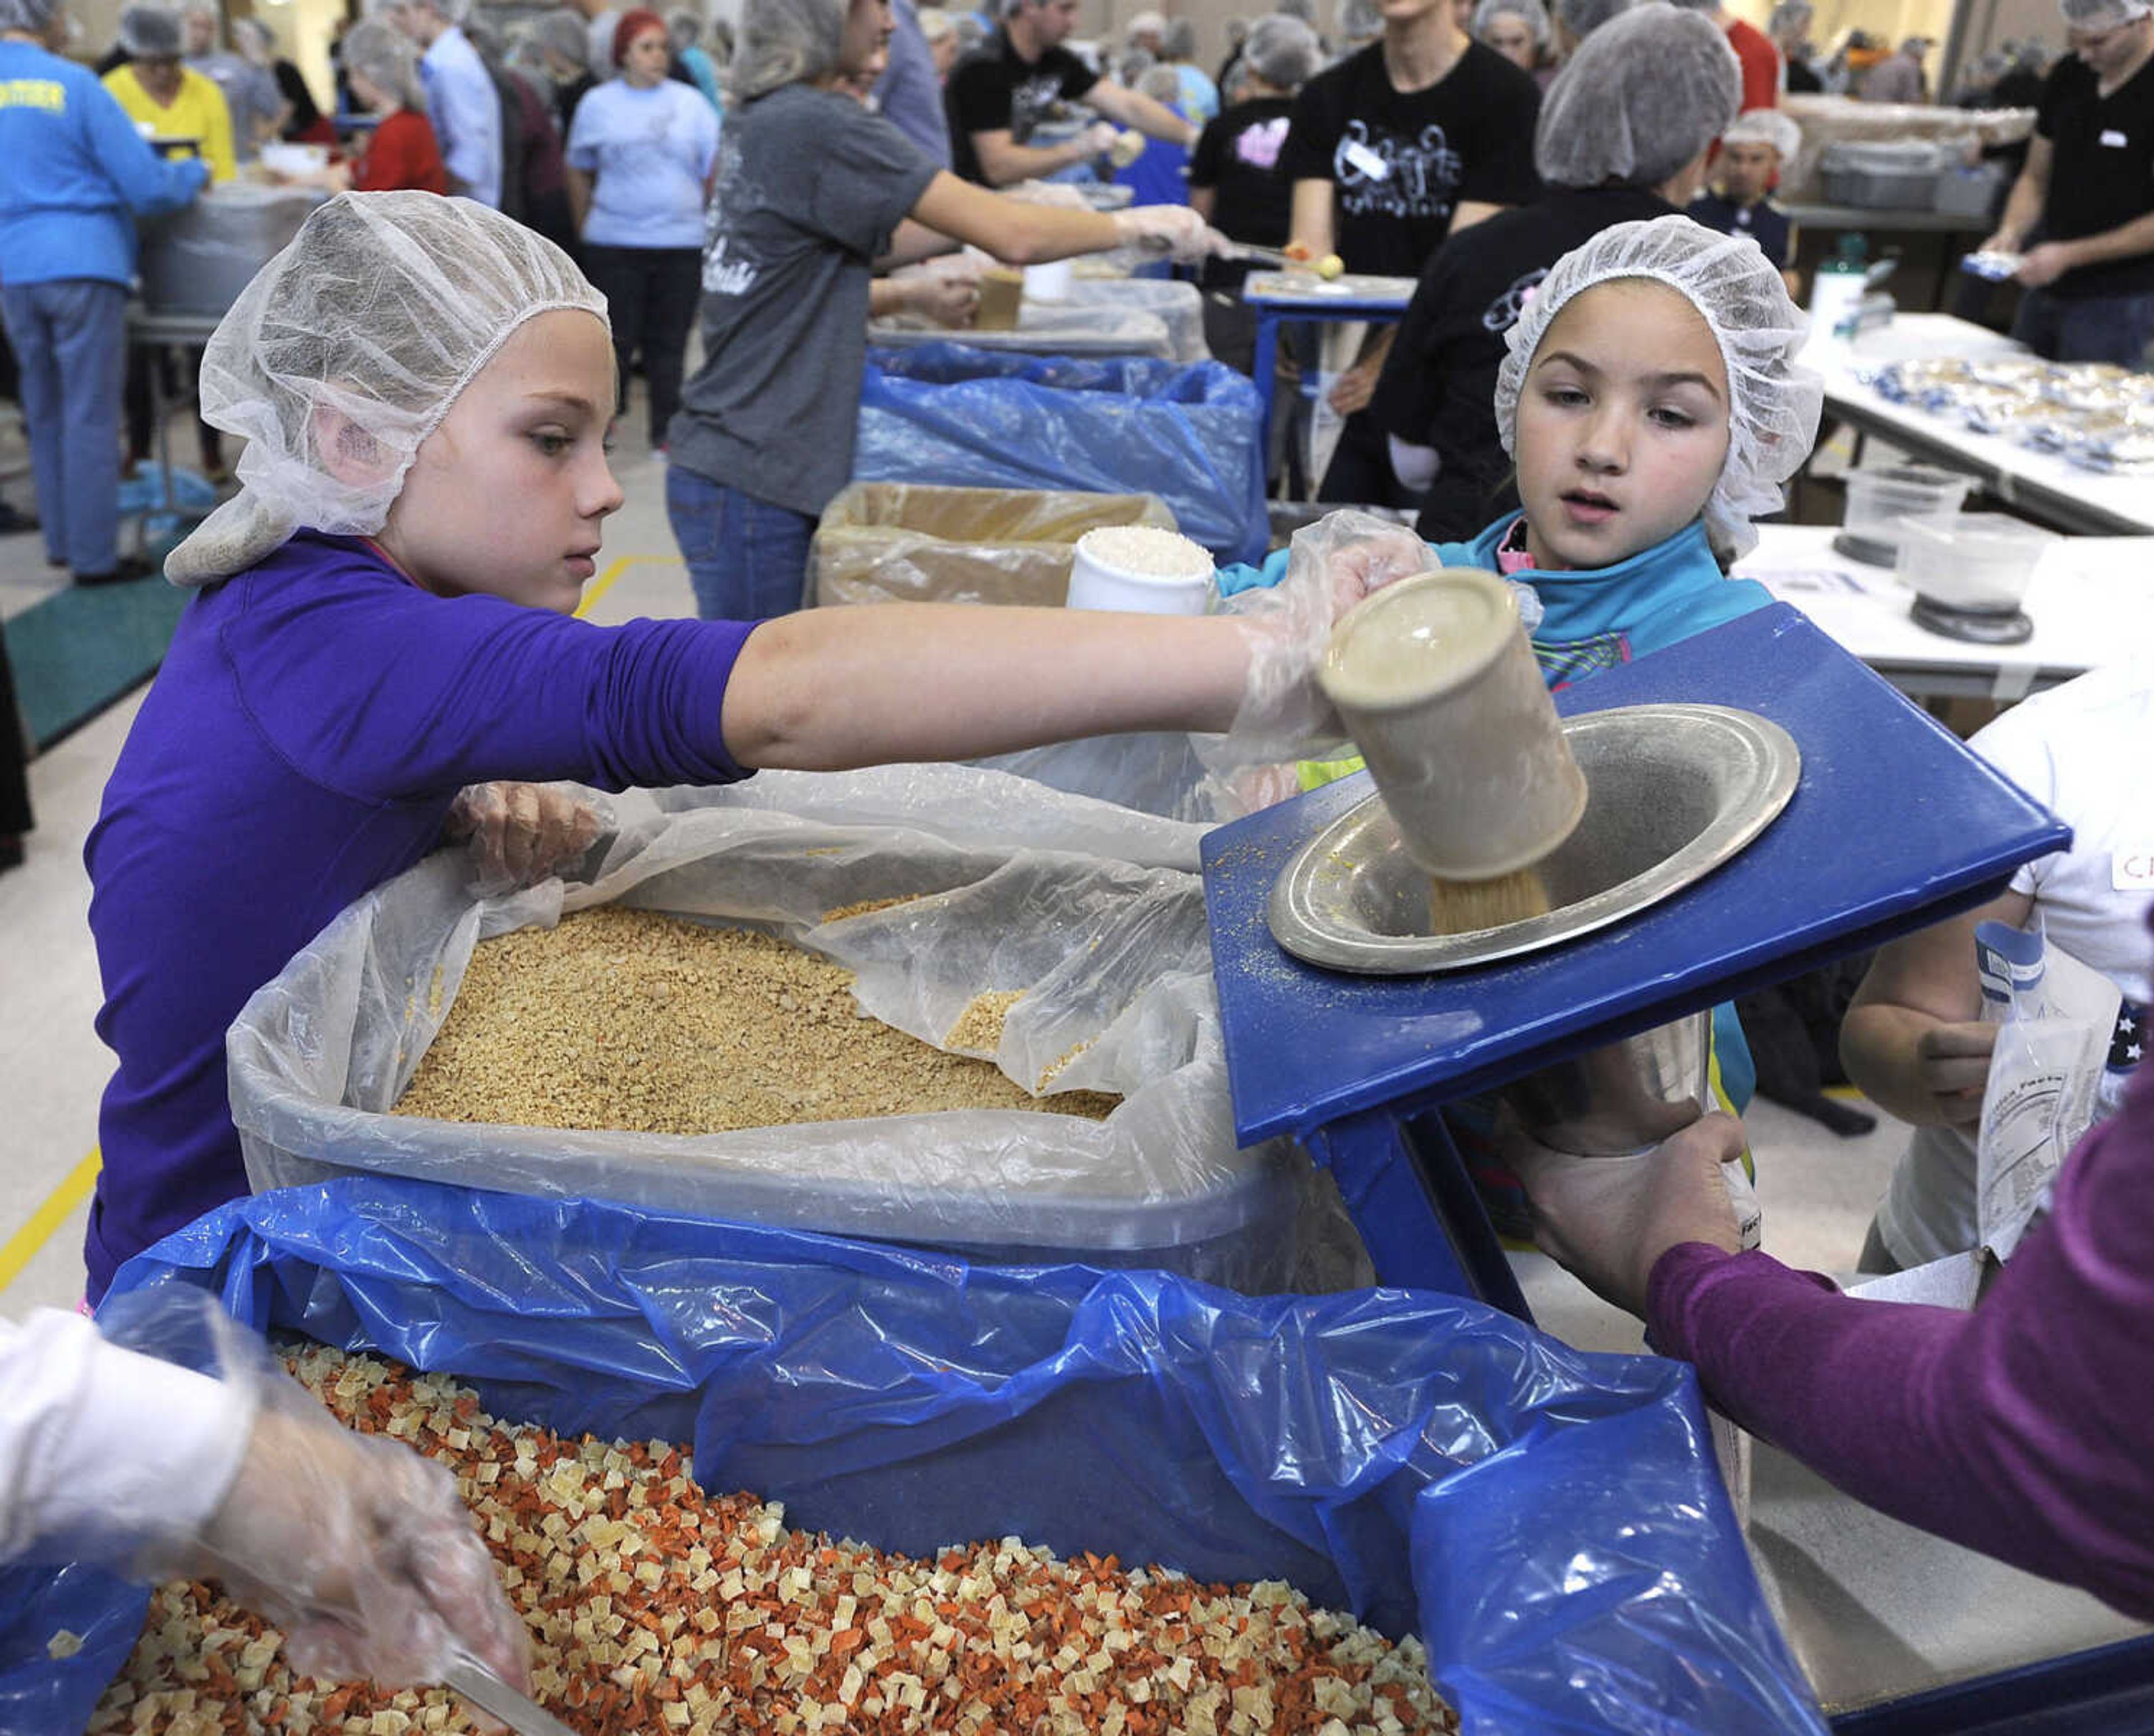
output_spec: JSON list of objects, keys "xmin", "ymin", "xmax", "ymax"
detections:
[{"xmin": 0, "ymin": 0, "xmax": 2152, "ymax": 1703}]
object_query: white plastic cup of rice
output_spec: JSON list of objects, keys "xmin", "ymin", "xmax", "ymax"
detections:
[{"xmin": 1066, "ymin": 526, "xmax": 1214, "ymax": 615}]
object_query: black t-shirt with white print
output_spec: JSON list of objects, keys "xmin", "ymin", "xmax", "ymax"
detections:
[
  {"xmin": 2036, "ymin": 49, "xmax": 2154, "ymax": 300},
  {"xmin": 945, "ymin": 33, "xmax": 1101, "ymax": 184},
  {"xmin": 1281, "ymin": 39, "xmax": 1542, "ymax": 279},
  {"xmin": 1189, "ymin": 94, "xmax": 1297, "ymax": 290}
]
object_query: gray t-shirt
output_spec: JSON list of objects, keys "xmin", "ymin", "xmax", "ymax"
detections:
[{"xmin": 670, "ymin": 84, "xmax": 939, "ymax": 518}]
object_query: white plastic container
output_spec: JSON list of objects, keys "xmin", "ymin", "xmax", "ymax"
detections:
[
  {"xmin": 1895, "ymin": 513, "xmax": 2058, "ymax": 614},
  {"xmin": 1024, "ymin": 258, "xmax": 1075, "ymax": 302},
  {"xmin": 1066, "ymin": 526, "xmax": 1214, "ymax": 615},
  {"xmin": 258, "ymin": 141, "xmax": 329, "ymax": 176},
  {"xmin": 1838, "ymin": 463, "xmax": 1973, "ymax": 563}
]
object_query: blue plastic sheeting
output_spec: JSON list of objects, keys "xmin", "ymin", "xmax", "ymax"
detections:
[
  {"xmin": 856, "ymin": 344, "xmax": 1268, "ymax": 568},
  {"xmin": 4, "ymin": 1178, "xmax": 1828, "ymax": 1736},
  {"xmin": 0, "ymin": 1565, "xmax": 146, "ymax": 1736}
]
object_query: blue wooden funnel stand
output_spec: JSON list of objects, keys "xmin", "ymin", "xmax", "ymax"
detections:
[{"xmin": 1201, "ymin": 605, "xmax": 2070, "ymax": 1319}]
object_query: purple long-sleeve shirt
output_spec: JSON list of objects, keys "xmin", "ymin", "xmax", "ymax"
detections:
[
  {"xmin": 1650, "ymin": 934, "xmax": 2154, "ymax": 1619},
  {"xmin": 84, "ymin": 534, "xmax": 757, "ymax": 1301}
]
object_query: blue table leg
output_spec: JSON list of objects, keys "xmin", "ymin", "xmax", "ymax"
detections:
[
  {"xmin": 1306, "ymin": 1107, "xmax": 1530, "ymax": 1319},
  {"xmin": 1251, "ymin": 309, "xmax": 1281, "ymax": 494}
]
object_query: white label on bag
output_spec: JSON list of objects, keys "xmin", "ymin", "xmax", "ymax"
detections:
[
  {"xmin": 2102, "ymin": 128, "xmax": 2130, "ymax": 147},
  {"xmin": 2115, "ymin": 847, "xmax": 2154, "ymax": 890},
  {"xmin": 1342, "ymin": 140, "xmax": 1390, "ymax": 180}
]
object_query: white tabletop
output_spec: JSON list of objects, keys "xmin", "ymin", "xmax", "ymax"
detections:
[
  {"xmin": 1803, "ymin": 314, "xmax": 2154, "ymax": 536},
  {"xmin": 1736, "ymin": 522, "xmax": 2154, "ymax": 699}
]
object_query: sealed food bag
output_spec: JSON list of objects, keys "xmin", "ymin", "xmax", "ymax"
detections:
[
  {"xmin": 224, "ymin": 765, "xmax": 1367, "ymax": 1293},
  {"xmin": 1973, "ymin": 919, "xmax": 2122, "ymax": 1262},
  {"xmin": 811, "ymin": 482, "xmax": 1177, "ymax": 609},
  {"xmin": 854, "ymin": 344, "xmax": 1267, "ymax": 568}
]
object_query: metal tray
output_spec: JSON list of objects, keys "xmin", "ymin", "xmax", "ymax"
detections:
[{"xmin": 1267, "ymin": 703, "xmax": 1800, "ymax": 975}]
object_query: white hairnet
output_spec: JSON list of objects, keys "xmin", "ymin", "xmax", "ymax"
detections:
[
  {"xmin": 1534, "ymin": 3, "xmax": 1738, "ymax": 188},
  {"xmin": 1340, "ymin": 0, "xmax": 1382, "ymax": 37},
  {"xmin": 666, "ymin": 7, "xmax": 702, "ymax": 47},
  {"xmin": 1766, "ymin": 0, "xmax": 1810, "ymax": 27},
  {"xmin": 1473, "ymin": 0, "xmax": 1549, "ymax": 42},
  {"xmin": 342, "ymin": 16, "xmax": 428, "ymax": 107},
  {"xmin": 2060, "ymin": 0, "xmax": 2147, "ymax": 26},
  {"xmin": 529, "ymin": 6, "xmax": 592, "ymax": 67},
  {"xmin": 1721, "ymin": 107, "xmax": 1800, "ymax": 156},
  {"xmin": 731, "ymin": 0, "xmax": 844, "ymax": 100},
  {"xmin": 1162, "ymin": 16, "xmax": 1196, "ymax": 57},
  {"xmin": 1125, "ymin": 9, "xmax": 1166, "ymax": 38},
  {"xmin": 118, "ymin": 3, "xmax": 182, "ymax": 56},
  {"xmin": 165, "ymin": 192, "xmax": 607, "ymax": 586},
  {"xmin": 1493, "ymin": 215, "xmax": 1823, "ymax": 559},
  {"xmin": 1244, "ymin": 12, "xmax": 1320, "ymax": 84},
  {"xmin": 0, "ymin": 0, "xmax": 60, "ymax": 33},
  {"xmin": 917, "ymin": 6, "xmax": 955, "ymax": 40},
  {"xmin": 1553, "ymin": 0, "xmax": 1632, "ymax": 39},
  {"xmin": 1137, "ymin": 60, "xmax": 1180, "ymax": 100}
]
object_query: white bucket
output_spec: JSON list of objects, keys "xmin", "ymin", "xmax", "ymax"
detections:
[
  {"xmin": 1024, "ymin": 258, "xmax": 1075, "ymax": 302},
  {"xmin": 1066, "ymin": 527, "xmax": 1213, "ymax": 615}
]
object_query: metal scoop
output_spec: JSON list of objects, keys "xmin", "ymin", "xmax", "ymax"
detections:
[{"xmin": 443, "ymin": 1647, "xmax": 584, "ymax": 1736}]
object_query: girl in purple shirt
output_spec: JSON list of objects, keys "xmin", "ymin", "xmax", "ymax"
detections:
[{"xmin": 81, "ymin": 190, "xmax": 1348, "ymax": 1301}]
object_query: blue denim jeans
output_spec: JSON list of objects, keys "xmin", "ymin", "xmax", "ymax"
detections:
[
  {"xmin": 0, "ymin": 278, "xmax": 127, "ymax": 576},
  {"xmin": 2010, "ymin": 284, "xmax": 2154, "ymax": 367},
  {"xmin": 665, "ymin": 465, "xmax": 816, "ymax": 622}
]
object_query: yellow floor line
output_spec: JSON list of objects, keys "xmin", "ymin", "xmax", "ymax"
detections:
[
  {"xmin": 0, "ymin": 1148, "xmax": 100, "ymax": 1297},
  {"xmin": 0, "ymin": 554, "xmax": 676, "ymax": 1300}
]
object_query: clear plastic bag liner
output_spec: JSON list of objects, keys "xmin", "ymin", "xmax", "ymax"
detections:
[
  {"xmin": 0, "ymin": 1176, "xmax": 1829, "ymax": 1736},
  {"xmin": 812, "ymin": 481, "xmax": 1177, "ymax": 609},
  {"xmin": 856, "ymin": 343, "xmax": 1268, "ymax": 568},
  {"xmin": 224, "ymin": 767, "xmax": 1364, "ymax": 1292}
]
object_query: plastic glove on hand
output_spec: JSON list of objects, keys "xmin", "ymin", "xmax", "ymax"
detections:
[
  {"xmin": 1111, "ymin": 205, "xmax": 1228, "ymax": 265},
  {"xmin": 1205, "ymin": 509, "xmax": 1432, "ymax": 771},
  {"xmin": 444, "ymin": 781, "xmax": 604, "ymax": 895},
  {"xmin": 1081, "ymin": 119, "xmax": 1122, "ymax": 156},
  {"xmin": 1509, "ymin": 1112, "xmax": 1751, "ymax": 1319}
]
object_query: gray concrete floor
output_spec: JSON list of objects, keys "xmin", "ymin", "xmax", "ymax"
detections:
[{"xmin": 0, "ymin": 398, "xmax": 2141, "ymax": 1715}]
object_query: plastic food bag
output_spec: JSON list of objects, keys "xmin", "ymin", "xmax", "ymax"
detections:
[
  {"xmin": 811, "ymin": 481, "xmax": 1176, "ymax": 609},
  {"xmin": 0, "ymin": 1176, "xmax": 1830, "ymax": 1736},
  {"xmin": 856, "ymin": 343, "xmax": 1267, "ymax": 567},
  {"xmin": 1973, "ymin": 919, "xmax": 2121, "ymax": 1262},
  {"xmin": 225, "ymin": 765, "xmax": 1366, "ymax": 1293}
]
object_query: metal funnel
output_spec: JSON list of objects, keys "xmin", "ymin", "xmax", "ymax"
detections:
[{"xmin": 1267, "ymin": 703, "xmax": 1800, "ymax": 975}]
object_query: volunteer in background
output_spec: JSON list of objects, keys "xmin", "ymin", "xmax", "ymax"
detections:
[
  {"xmin": 1372, "ymin": 2, "xmax": 1739, "ymax": 540},
  {"xmin": 1688, "ymin": 106, "xmax": 1802, "ymax": 296},
  {"xmin": 668, "ymin": 0, "xmax": 1222, "ymax": 621},
  {"xmin": 1189, "ymin": 12, "xmax": 1322, "ymax": 370},
  {"xmin": 1283, "ymin": 0, "xmax": 1541, "ymax": 505},
  {"xmin": 1857, "ymin": 33, "xmax": 1930, "ymax": 102},
  {"xmin": 103, "ymin": 3, "xmax": 236, "ymax": 182},
  {"xmin": 943, "ymin": 0, "xmax": 1197, "ymax": 187},
  {"xmin": 874, "ymin": 0, "xmax": 952, "ymax": 165},
  {"xmin": 531, "ymin": 6, "xmax": 600, "ymax": 134},
  {"xmin": 1983, "ymin": 0, "xmax": 2154, "ymax": 366},
  {"xmin": 1770, "ymin": 0, "xmax": 1821, "ymax": 90},
  {"xmin": 236, "ymin": 17, "xmax": 334, "ymax": 148},
  {"xmin": 669, "ymin": 7, "xmax": 726, "ymax": 108},
  {"xmin": 183, "ymin": 1, "xmax": 285, "ymax": 162},
  {"xmin": 918, "ymin": 5, "xmax": 960, "ymax": 79},
  {"xmin": 1113, "ymin": 63, "xmax": 1194, "ymax": 203},
  {"xmin": 372, "ymin": 0, "xmax": 503, "ymax": 207},
  {"xmin": 1516, "ymin": 928, "xmax": 2154, "ymax": 1623},
  {"xmin": 84, "ymin": 192, "xmax": 1366, "ymax": 1301},
  {"xmin": 1841, "ymin": 665, "xmax": 2153, "ymax": 1273},
  {"xmin": 0, "ymin": 0, "xmax": 206, "ymax": 588},
  {"xmin": 0, "ymin": 1296, "xmax": 529, "ymax": 1694},
  {"xmin": 1161, "ymin": 19, "xmax": 1219, "ymax": 126},
  {"xmin": 1471, "ymin": 0, "xmax": 1553, "ymax": 84},
  {"xmin": 332, "ymin": 21, "xmax": 448, "ymax": 192},
  {"xmin": 1665, "ymin": 0, "xmax": 1778, "ymax": 112},
  {"xmin": 566, "ymin": 8, "xmax": 720, "ymax": 453}
]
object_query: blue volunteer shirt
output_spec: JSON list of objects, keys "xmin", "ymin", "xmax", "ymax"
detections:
[
  {"xmin": 0, "ymin": 39, "xmax": 208, "ymax": 287},
  {"xmin": 84, "ymin": 533, "xmax": 759, "ymax": 1298}
]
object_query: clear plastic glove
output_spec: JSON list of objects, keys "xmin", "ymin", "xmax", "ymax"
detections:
[
  {"xmin": 1002, "ymin": 180, "xmax": 1093, "ymax": 210},
  {"xmin": 1108, "ymin": 128, "xmax": 1147, "ymax": 169},
  {"xmin": 1508, "ymin": 1112, "xmax": 1751, "ymax": 1319},
  {"xmin": 901, "ymin": 266, "xmax": 981, "ymax": 328},
  {"xmin": 442, "ymin": 781, "xmax": 605, "ymax": 896},
  {"xmin": 98, "ymin": 1291, "xmax": 531, "ymax": 1699},
  {"xmin": 1112, "ymin": 204, "xmax": 1229, "ymax": 264},
  {"xmin": 1080, "ymin": 119, "xmax": 1122, "ymax": 157}
]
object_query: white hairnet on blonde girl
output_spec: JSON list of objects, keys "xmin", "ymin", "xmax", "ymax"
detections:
[
  {"xmin": 165, "ymin": 192, "xmax": 607, "ymax": 585},
  {"xmin": 1494, "ymin": 215, "xmax": 1824, "ymax": 560}
]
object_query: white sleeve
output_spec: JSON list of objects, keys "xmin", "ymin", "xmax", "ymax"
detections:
[
  {"xmin": 1968, "ymin": 703, "xmax": 2060, "ymax": 900},
  {"xmin": 0, "ymin": 1310, "xmax": 252, "ymax": 1567}
]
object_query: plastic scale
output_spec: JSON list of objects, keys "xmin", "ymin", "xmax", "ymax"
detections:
[{"xmin": 1201, "ymin": 604, "xmax": 2071, "ymax": 1318}]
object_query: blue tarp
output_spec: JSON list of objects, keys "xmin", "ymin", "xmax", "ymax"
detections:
[
  {"xmin": 857, "ymin": 344, "xmax": 1268, "ymax": 568},
  {"xmin": 0, "ymin": 1178, "xmax": 1828, "ymax": 1735}
]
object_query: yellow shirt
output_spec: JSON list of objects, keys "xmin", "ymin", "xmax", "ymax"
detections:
[{"xmin": 101, "ymin": 63, "xmax": 235, "ymax": 183}]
